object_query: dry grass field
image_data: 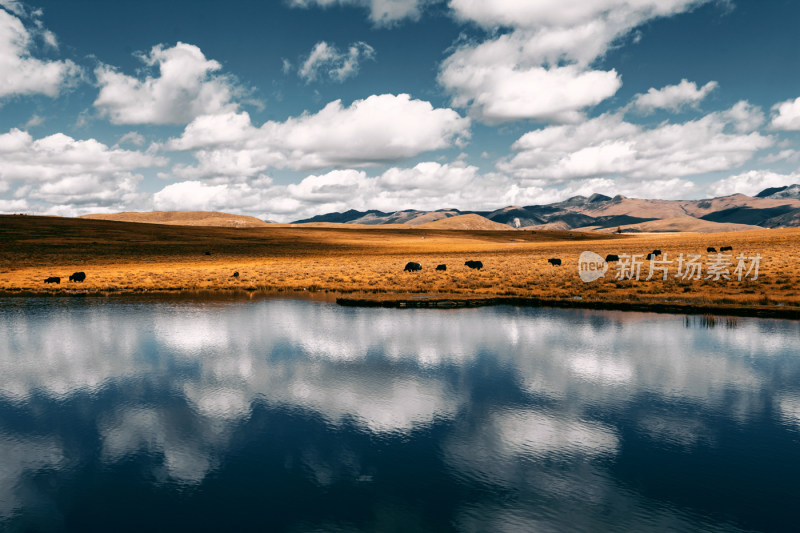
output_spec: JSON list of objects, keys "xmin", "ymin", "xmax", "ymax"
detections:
[{"xmin": 2, "ymin": 214, "xmax": 799, "ymax": 315}]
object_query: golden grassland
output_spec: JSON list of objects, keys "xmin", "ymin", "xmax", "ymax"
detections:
[{"xmin": 2, "ymin": 215, "xmax": 799, "ymax": 315}]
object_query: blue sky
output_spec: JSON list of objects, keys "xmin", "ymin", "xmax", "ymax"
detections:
[{"xmin": 1, "ymin": 0, "xmax": 800, "ymax": 221}]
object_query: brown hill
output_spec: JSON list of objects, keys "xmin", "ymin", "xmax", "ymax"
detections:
[
  {"xmin": 417, "ymin": 214, "xmax": 514, "ymax": 231},
  {"xmin": 80, "ymin": 211, "xmax": 270, "ymax": 228},
  {"xmin": 280, "ymin": 222, "xmax": 409, "ymax": 229},
  {"xmin": 678, "ymin": 194, "xmax": 800, "ymax": 217},
  {"xmin": 522, "ymin": 221, "xmax": 573, "ymax": 231},
  {"xmin": 577, "ymin": 197, "xmax": 690, "ymax": 219},
  {"xmin": 521, "ymin": 194, "xmax": 800, "ymax": 232},
  {"xmin": 590, "ymin": 217, "xmax": 762, "ymax": 233},
  {"xmin": 404, "ymin": 209, "xmax": 462, "ymax": 225},
  {"xmin": 573, "ymin": 194, "xmax": 800, "ymax": 222}
]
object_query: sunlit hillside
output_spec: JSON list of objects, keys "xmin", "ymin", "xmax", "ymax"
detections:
[{"xmin": 80, "ymin": 211, "xmax": 270, "ymax": 228}]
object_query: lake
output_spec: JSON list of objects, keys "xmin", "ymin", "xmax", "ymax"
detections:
[{"xmin": 1, "ymin": 296, "xmax": 799, "ymax": 532}]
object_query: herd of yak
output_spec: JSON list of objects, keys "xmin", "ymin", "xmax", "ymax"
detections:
[
  {"xmin": 43, "ymin": 271, "xmax": 85, "ymax": 284},
  {"xmin": 404, "ymin": 260, "xmax": 485, "ymax": 272},
  {"xmin": 41, "ymin": 245, "xmax": 735, "ymax": 284},
  {"xmin": 402, "ymin": 245, "xmax": 733, "ymax": 273},
  {"xmin": 404, "ymin": 258, "xmax": 564, "ymax": 272},
  {"xmin": 43, "ymin": 269, "xmax": 240, "ymax": 284}
]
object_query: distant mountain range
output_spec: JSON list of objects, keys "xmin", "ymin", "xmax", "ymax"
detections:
[
  {"xmin": 80, "ymin": 185, "xmax": 800, "ymax": 233},
  {"xmin": 291, "ymin": 185, "xmax": 800, "ymax": 233}
]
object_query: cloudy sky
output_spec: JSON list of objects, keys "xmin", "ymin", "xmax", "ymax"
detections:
[{"xmin": 1, "ymin": 0, "xmax": 800, "ymax": 221}]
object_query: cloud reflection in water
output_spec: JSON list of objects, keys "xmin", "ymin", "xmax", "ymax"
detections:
[{"xmin": 0, "ymin": 298, "xmax": 798, "ymax": 531}]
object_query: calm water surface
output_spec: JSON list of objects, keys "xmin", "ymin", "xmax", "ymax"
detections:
[{"xmin": 1, "ymin": 297, "xmax": 799, "ymax": 532}]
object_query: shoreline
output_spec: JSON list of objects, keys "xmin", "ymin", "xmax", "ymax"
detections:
[
  {"xmin": 336, "ymin": 295, "xmax": 800, "ymax": 319},
  {"xmin": 1, "ymin": 287, "xmax": 797, "ymax": 319}
]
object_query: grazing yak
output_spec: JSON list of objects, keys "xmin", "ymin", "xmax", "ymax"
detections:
[
  {"xmin": 651, "ymin": 249, "xmax": 662, "ymax": 256},
  {"xmin": 707, "ymin": 247, "xmax": 717, "ymax": 253},
  {"xmin": 204, "ymin": 251, "xmax": 211, "ymax": 256},
  {"xmin": 44, "ymin": 276, "xmax": 60, "ymax": 284},
  {"xmin": 548, "ymin": 258, "xmax": 562, "ymax": 266},
  {"xmin": 404, "ymin": 261, "xmax": 422, "ymax": 272},
  {"xmin": 69, "ymin": 271, "xmax": 86, "ymax": 282},
  {"xmin": 435, "ymin": 264, "xmax": 447, "ymax": 271},
  {"xmin": 465, "ymin": 260, "xmax": 483, "ymax": 270},
  {"xmin": 605, "ymin": 254, "xmax": 620, "ymax": 262},
  {"xmin": 720, "ymin": 246, "xmax": 733, "ymax": 252},
  {"xmin": 232, "ymin": 271, "xmax": 239, "ymax": 278}
]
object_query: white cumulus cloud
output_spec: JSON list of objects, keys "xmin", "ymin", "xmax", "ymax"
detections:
[
  {"xmin": 151, "ymin": 177, "xmax": 297, "ymax": 217},
  {"xmin": 439, "ymin": 42, "xmax": 621, "ymax": 124},
  {"xmin": 298, "ymin": 41, "xmax": 375, "ymax": 83},
  {"xmin": 287, "ymin": 161, "xmax": 483, "ymax": 213},
  {"xmin": 769, "ymin": 96, "xmax": 800, "ymax": 131},
  {"xmin": 288, "ymin": 0, "xmax": 427, "ymax": 27},
  {"xmin": 0, "ymin": 128, "xmax": 164, "ymax": 183},
  {"xmin": 0, "ymin": 1, "xmax": 26, "ymax": 16},
  {"xmin": 94, "ymin": 42, "xmax": 242, "ymax": 125},
  {"xmin": 281, "ymin": 161, "xmax": 498, "ymax": 220},
  {"xmin": 0, "ymin": 8, "xmax": 80, "ymax": 101},
  {"xmin": 449, "ymin": 0, "xmax": 710, "ymax": 33},
  {"xmin": 152, "ymin": 161, "xmax": 502, "ymax": 222},
  {"xmin": 707, "ymin": 170, "xmax": 800, "ymax": 197},
  {"xmin": 168, "ymin": 93, "xmax": 470, "ymax": 172},
  {"xmin": 441, "ymin": 0, "xmax": 716, "ymax": 123},
  {"xmin": 500, "ymin": 102, "xmax": 772, "ymax": 182},
  {"xmin": 153, "ymin": 180, "xmax": 237, "ymax": 211},
  {"xmin": 0, "ymin": 128, "xmax": 166, "ymax": 215},
  {"xmin": 631, "ymin": 79, "xmax": 718, "ymax": 113}
]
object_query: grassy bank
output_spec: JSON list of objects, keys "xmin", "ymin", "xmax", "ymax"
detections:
[{"xmin": 1, "ymin": 215, "xmax": 799, "ymax": 317}]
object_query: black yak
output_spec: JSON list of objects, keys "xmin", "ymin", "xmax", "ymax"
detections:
[
  {"xmin": 44, "ymin": 276, "xmax": 60, "ymax": 284},
  {"xmin": 605, "ymin": 254, "xmax": 620, "ymax": 262},
  {"xmin": 465, "ymin": 260, "xmax": 483, "ymax": 269},
  {"xmin": 435, "ymin": 264, "xmax": 447, "ymax": 271},
  {"xmin": 720, "ymin": 246, "xmax": 733, "ymax": 252},
  {"xmin": 707, "ymin": 247, "xmax": 717, "ymax": 253},
  {"xmin": 404, "ymin": 262, "xmax": 422, "ymax": 272},
  {"xmin": 548, "ymin": 258, "xmax": 562, "ymax": 266},
  {"xmin": 69, "ymin": 271, "xmax": 86, "ymax": 282}
]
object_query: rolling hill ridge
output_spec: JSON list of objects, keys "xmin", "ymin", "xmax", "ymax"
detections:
[
  {"xmin": 79, "ymin": 185, "xmax": 800, "ymax": 233},
  {"xmin": 291, "ymin": 185, "xmax": 800, "ymax": 232}
]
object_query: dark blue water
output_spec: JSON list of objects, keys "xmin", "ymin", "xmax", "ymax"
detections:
[{"xmin": 1, "ymin": 296, "xmax": 799, "ymax": 532}]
